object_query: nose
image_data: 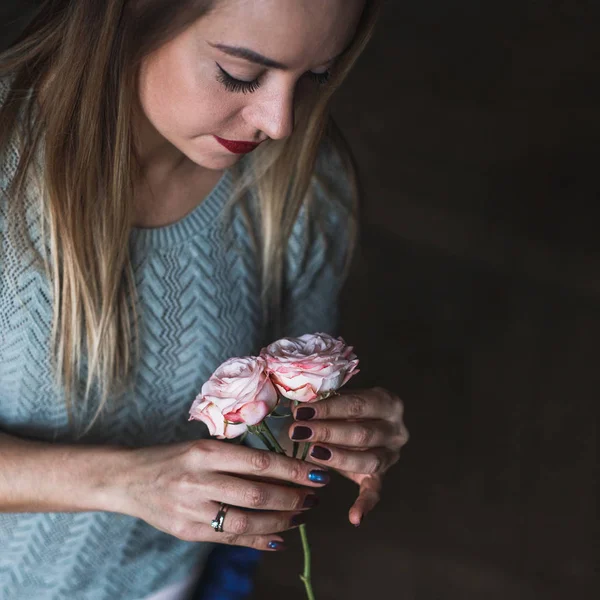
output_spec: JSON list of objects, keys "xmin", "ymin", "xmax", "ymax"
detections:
[{"xmin": 244, "ymin": 87, "xmax": 295, "ymax": 141}]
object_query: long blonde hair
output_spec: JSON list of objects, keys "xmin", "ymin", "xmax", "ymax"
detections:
[{"xmin": 0, "ymin": 0, "xmax": 381, "ymax": 423}]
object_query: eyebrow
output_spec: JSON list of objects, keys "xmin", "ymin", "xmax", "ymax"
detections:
[{"xmin": 208, "ymin": 42, "xmax": 340, "ymax": 70}]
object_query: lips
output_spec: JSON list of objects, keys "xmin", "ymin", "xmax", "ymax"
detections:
[{"xmin": 214, "ymin": 136, "xmax": 261, "ymax": 154}]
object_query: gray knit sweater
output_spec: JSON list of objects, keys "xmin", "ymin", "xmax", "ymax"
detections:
[{"xmin": 0, "ymin": 80, "xmax": 354, "ymax": 599}]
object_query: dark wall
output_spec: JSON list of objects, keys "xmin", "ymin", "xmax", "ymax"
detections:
[
  {"xmin": 1, "ymin": 2, "xmax": 597, "ymax": 599},
  {"xmin": 328, "ymin": 2, "xmax": 598, "ymax": 598}
]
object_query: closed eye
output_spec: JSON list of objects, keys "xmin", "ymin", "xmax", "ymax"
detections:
[
  {"xmin": 216, "ymin": 64, "xmax": 261, "ymax": 94},
  {"xmin": 216, "ymin": 64, "xmax": 332, "ymax": 94},
  {"xmin": 308, "ymin": 71, "xmax": 331, "ymax": 86}
]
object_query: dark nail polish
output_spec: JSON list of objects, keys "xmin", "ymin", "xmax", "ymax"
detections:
[
  {"xmin": 268, "ymin": 541, "xmax": 285, "ymax": 550},
  {"xmin": 310, "ymin": 446, "xmax": 332, "ymax": 461},
  {"xmin": 291, "ymin": 513, "xmax": 308, "ymax": 526},
  {"xmin": 302, "ymin": 494, "xmax": 319, "ymax": 509},
  {"xmin": 291, "ymin": 426, "xmax": 313, "ymax": 441},
  {"xmin": 296, "ymin": 407, "xmax": 316, "ymax": 421},
  {"xmin": 308, "ymin": 470, "xmax": 330, "ymax": 484}
]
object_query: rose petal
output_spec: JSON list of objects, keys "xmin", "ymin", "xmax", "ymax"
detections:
[{"xmin": 238, "ymin": 401, "xmax": 271, "ymax": 426}]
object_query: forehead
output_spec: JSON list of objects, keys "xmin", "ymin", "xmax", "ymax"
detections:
[{"xmin": 195, "ymin": 0, "xmax": 366, "ymax": 67}]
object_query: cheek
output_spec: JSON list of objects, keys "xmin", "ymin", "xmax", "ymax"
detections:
[
  {"xmin": 140, "ymin": 54, "xmax": 241, "ymax": 139},
  {"xmin": 187, "ymin": 78, "xmax": 241, "ymax": 135}
]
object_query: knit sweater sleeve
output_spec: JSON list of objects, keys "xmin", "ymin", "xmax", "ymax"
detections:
[{"xmin": 280, "ymin": 137, "xmax": 358, "ymax": 340}]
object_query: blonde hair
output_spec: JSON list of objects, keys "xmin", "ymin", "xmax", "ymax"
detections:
[{"xmin": 0, "ymin": 0, "xmax": 381, "ymax": 426}]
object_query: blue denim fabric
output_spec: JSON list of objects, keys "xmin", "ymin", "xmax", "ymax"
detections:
[{"xmin": 193, "ymin": 546, "xmax": 262, "ymax": 600}]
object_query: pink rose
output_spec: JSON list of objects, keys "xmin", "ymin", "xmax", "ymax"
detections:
[
  {"xmin": 189, "ymin": 356, "xmax": 278, "ymax": 439},
  {"xmin": 261, "ymin": 332, "xmax": 360, "ymax": 403}
]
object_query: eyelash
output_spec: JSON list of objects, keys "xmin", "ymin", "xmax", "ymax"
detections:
[{"xmin": 216, "ymin": 64, "xmax": 331, "ymax": 94}]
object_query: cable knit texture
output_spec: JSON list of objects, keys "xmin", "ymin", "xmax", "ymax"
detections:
[{"xmin": 0, "ymin": 78, "xmax": 354, "ymax": 599}]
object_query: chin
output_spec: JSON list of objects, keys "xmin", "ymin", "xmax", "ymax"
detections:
[
  {"xmin": 190, "ymin": 152, "xmax": 241, "ymax": 171},
  {"xmin": 185, "ymin": 141, "xmax": 242, "ymax": 170}
]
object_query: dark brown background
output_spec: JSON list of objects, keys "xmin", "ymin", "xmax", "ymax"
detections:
[{"xmin": 1, "ymin": 1, "xmax": 597, "ymax": 598}]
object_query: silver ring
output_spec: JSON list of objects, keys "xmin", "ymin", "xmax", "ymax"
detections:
[{"xmin": 210, "ymin": 503, "xmax": 229, "ymax": 533}]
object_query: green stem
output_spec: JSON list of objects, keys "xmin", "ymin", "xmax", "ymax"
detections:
[
  {"xmin": 248, "ymin": 426, "xmax": 277, "ymax": 453},
  {"xmin": 293, "ymin": 401, "xmax": 300, "ymax": 458},
  {"xmin": 260, "ymin": 432, "xmax": 277, "ymax": 453},
  {"xmin": 261, "ymin": 422, "xmax": 286, "ymax": 455},
  {"xmin": 260, "ymin": 421, "xmax": 316, "ymax": 599},
  {"xmin": 299, "ymin": 524, "xmax": 315, "ymax": 600},
  {"xmin": 301, "ymin": 442, "xmax": 310, "ymax": 461}
]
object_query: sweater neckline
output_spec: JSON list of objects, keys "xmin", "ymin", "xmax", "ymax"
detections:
[{"xmin": 129, "ymin": 168, "xmax": 233, "ymax": 250}]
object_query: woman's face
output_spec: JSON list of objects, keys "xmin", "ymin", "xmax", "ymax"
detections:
[{"xmin": 137, "ymin": 0, "xmax": 365, "ymax": 172}]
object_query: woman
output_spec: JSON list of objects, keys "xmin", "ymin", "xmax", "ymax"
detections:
[{"xmin": 0, "ymin": 1, "xmax": 409, "ymax": 599}]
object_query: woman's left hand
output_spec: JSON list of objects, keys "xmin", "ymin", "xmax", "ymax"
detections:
[{"xmin": 287, "ymin": 387, "xmax": 409, "ymax": 526}]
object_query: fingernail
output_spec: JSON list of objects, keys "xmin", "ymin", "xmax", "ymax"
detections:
[
  {"xmin": 268, "ymin": 541, "xmax": 286, "ymax": 550},
  {"xmin": 302, "ymin": 494, "xmax": 319, "ymax": 509},
  {"xmin": 308, "ymin": 469, "xmax": 330, "ymax": 484},
  {"xmin": 291, "ymin": 513, "xmax": 308, "ymax": 526},
  {"xmin": 310, "ymin": 446, "xmax": 332, "ymax": 461},
  {"xmin": 291, "ymin": 426, "xmax": 313, "ymax": 441},
  {"xmin": 296, "ymin": 407, "xmax": 316, "ymax": 421}
]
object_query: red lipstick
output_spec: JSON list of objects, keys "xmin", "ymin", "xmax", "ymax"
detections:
[{"xmin": 214, "ymin": 136, "xmax": 261, "ymax": 154}]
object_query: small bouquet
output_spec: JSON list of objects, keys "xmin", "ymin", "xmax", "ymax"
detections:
[{"xmin": 189, "ymin": 332, "xmax": 360, "ymax": 599}]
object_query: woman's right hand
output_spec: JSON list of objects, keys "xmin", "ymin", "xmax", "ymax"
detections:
[{"xmin": 114, "ymin": 439, "xmax": 329, "ymax": 551}]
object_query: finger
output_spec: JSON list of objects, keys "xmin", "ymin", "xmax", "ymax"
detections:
[
  {"xmin": 293, "ymin": 387, "xmax": 403, "ymax": 422},
  {"xmin": 210, "ymin": 530, "xmax": 287, "ymax": 552},
  {"xmin": 200, "ymin": 443, "xmax": 331, "ymax": 488},
  {"xmin": 171, "ymin": 521, "xmax": 287, "ymax": 551},
  {"xmin": 206, "ymin": 473, "xmax": 321, "ymax": 512},
  {"xmin": 202, "ymin": 502, "xmax": 309, "ymax": 536},
  {"xmin": 289, "ymin": 419, "xmax": 397, "ymax": 449},
  {"xmin": 349, "ymin": 475, "xmax": 382, "ymax": 526},
  {"xmin": 305, "ymin": 444, "xmax": 399, "ymax": 475}
]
